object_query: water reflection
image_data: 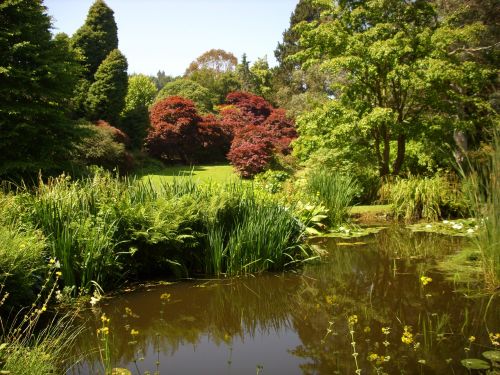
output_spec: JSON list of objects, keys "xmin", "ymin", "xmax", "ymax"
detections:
[{"xmin": 70, "ymin": 227, "xmax": 499, "ymax": 375}]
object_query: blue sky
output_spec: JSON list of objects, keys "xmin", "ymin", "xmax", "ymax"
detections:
[{"xmin": 44, "ymin": 0, "xmax": 299, "ymax": 76}]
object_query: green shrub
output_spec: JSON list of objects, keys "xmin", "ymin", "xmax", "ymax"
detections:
[
  {"xmin": 0, "ymin": 226, "xmax": 46, "ymax": 312},
  {"xmin": 306, "ymin": 169, "xmax": 359, "ymax": 226},
  {"xmin": 73, "ymin": 123, "xmax": 133, "ymax": 173},
  {"xmin": 254, "ymin": 170, "xmax": 290, "ymax": 194},
  {"xmin": 380, "ymin": 174, "xmax": 469, "ymax": 222}
]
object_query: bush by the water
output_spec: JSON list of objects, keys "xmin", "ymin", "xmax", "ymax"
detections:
[
  {"xmin": 380, "ymin": 174, "xmax": 469, "ymax": 222},
  {"xmin": 0, "ymin": 170, "xmax": 317, "ymax": 298},
  {"xmin": 305, "ymin": 169, "xmax": 359, "ymax": 226}
]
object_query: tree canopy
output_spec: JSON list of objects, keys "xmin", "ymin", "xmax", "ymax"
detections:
[
  {"xmin": 71, "ymin": 0, "xmax": 118, "ymax": 80},
  {"xmin": 0, "ymin": 0, "xmax": 81, "ymax": 177},
  {"xmin": 86, "ymin": 49, "xmax": 128, "ymax": 125},
  {"xmin": 291, "ymin": 0, "xmax": 497, "ymax": 176}
]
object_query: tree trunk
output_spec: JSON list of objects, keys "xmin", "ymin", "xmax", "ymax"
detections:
[
  {"xmin": 379, "ymin": 124, "xmax": 390, "ymax": 176},
  {"xmin": 392, "ymin": 134, "xmax": 406, "ymax": 175}
]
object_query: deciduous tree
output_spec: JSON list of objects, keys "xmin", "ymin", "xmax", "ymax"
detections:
[
  {"xmin": 292, "ymin": 0, "xmax": 496, "ymax": 176},
  {"xmin": 156, "ymin": 79, "xmax": 215, "ymax": 113}
]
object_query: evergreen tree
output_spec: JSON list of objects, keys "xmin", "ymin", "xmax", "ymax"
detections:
[
  {"xmin": 236, "ymin": 53, "xmax": 253, "ymax": 92},
  {"xmin": 86, "ymin": 49, "xmax": 128, "ymax": 125},
  {"xmin": 71, "ymin": 0, "xmax": 118, "ymax": 80},
  {"xmin": 0, "ymin": 0, "xmax": 80, "ymax": 178}
]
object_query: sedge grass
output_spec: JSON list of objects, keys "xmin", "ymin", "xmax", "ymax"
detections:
[{"xmin": 306, "ymin": 169, "xmax": 359, "ymax": 226}]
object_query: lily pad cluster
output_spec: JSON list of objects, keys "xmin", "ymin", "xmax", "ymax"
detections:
[{"xmin": 408, "ymin": 218, "xmax": 479, "ymax": 237}]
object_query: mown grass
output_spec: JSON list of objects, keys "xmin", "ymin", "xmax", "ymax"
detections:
[{"xmin": 137, "ymin": 164, "xmax": 239, "ymax": 186}]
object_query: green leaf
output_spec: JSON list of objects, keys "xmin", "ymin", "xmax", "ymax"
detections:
[
  {"xmin": 461, "ymin": 358, "xmax": 491, "ymax": 370},
  {"xmin": 483, "ymin": 351, "xmax": 500, "ymax": 362}
]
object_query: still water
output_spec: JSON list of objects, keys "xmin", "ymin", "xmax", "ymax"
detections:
[{"xmin": 69, "ymin": 227, "xmax": 499, "ymax": 374}]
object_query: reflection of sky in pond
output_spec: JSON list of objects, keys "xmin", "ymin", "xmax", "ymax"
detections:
[{"xmin": 69, "ymin": 228, "xmax": 499, "ymax": 375}]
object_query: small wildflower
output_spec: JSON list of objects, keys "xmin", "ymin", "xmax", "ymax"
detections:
[
  {"xmin": 489, "ymin": 332, "xmax": 500, "ymax": 346},
  {"xmin": 160, "ymin": 293, "xmax": 171, "ymax": 301},
  {"xmin": 467, "ymin": 228, "xmax": 474, "ymax": 234},
  {"xmin": 325, "ymin": 295, "xmax": 336, "ymax": 305},
  {"xmin": 100, "ymin": 313, "xmax": 110, "ymax": 324},
  {"xmin": 55, "ymin": 271, "xmax": 62, "ymax": 277},
  {"xmin": 401, "ymin": 325, "xmax": 414, "ymax": 345},
  {"xmin": 382, "ymin": 327, "xmax": 390, "ymax": 335},
  {"xmin": 468, "ymin": 335, "xmax": 476, "ymax": 343},
  {"xmin": 348, "ymin": 315, "xmax": 358, "ymax": 326},
  {"xmin": 418, "ymin": 359, "xmax": 426, "ymax": 365},
  {"xmin": 97, "ymin": 327, "xmax": 109, "ymax": 335},
  {"xmin": 420, "ymin": 276, "xmax": 432, "ymax": 286},
  {"xmin": 89, "ymin": 296, "xmax": 100, "ymax": 306},
  {"xmin": 49, "ymin": 258, "xmax": 55, "ymax": 265},
  {"xmin": 364, "ymin": 326, "xmax": 371, "ymax": 333},
  {"xmin": 130, "ymin": 329, "xmax": 139, "ymax": 336},
  {"xmin": 383, "ymin": 340, "xmax": 390, "ymax": 347}
]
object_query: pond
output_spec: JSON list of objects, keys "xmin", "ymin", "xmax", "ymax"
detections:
[{"xmin": 68, "ymin": 227, "xmax": 499, "ymax": 374}]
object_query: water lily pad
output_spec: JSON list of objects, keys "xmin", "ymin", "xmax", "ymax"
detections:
[
  {"xmin": 483, "ymin": 351, "xmax": 500, "ymax": 362},
  {"xmin": 461, "ymin": 358, "xmax": 491, "ymax": 370}
]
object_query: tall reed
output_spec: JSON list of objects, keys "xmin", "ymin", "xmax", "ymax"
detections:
[
  {"xmin": 306, "ymin": 169, "xmax": 358, "ymax": 226},
  {"xmin": 466, "ymin": 137, "xmax": 499, "ymax": 289},
  {"xmin": 380, "ymin": 174, "xmax": 467, "ymax": 222}
]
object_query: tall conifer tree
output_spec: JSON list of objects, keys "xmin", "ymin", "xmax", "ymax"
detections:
[
  {"xmin": 71, "ymin": 0, "xmax": 118, "ymax": 80},
  {"xmin": 0, "ymin": 0, "xmax": 80, "ymax": 177},
  {"xmin": 86, "ymin": 49, "xmax": 128, "ymax": 125}
]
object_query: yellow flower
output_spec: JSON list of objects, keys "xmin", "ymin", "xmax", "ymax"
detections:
[
  {"xmin": 97, "ymin": 327, "xmax": 109, "ymax": 335},
  {"xmin": 55, "ymin": 271, "xmax": 62, "ymax": 277},
  {"xmin": 325, "ymin": 295, "xmax": 336, "ymax": 305},
  {"xmin": 160, "ymin": 293, "xmax": 171, "ymax": 301},
  {"xmin": 382, "ymin": 327, "xmax": 390, "ymax": 335},
  {"xmin": 348, "ymin": 315, "xmax": 358, "ymax": 326},
  {"xmin": 420, "ymin": 276, "xmax": 432, "ymax": 286},
  {"xmin": 130, "ymin": 329, "xmax": 139, "ymax": 336},
  {"xmin": 468, "ymin": 336, "xmax": 476, "ymax": 343},
  {"xmin": 364, "ymin": 326, "xmax": 371, "ymax": 333},
  {"xmin": 100, "ymin": 313, "xmax": 110, "ymax": 324},
  {"xmin": 489, "ymin": 332, "xmax": 500, "ymax": 346},
  {"xmin": 401, "ymin": 325, "xmax": 414, "ymax": 345},
  {"xmin": 49, "ymin": 258, "xmax": 55, "ymax": 264}
]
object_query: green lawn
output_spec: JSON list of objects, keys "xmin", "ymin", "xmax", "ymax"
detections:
[
  {"xmin": 137, "ymin": 164, "xmax": 239, "ymax": 185},
  {"xmin": 348, "ymin": 204, "xmax": 392, "ymax": 214}
]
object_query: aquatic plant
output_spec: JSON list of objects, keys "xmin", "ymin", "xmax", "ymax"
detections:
[
  {"xmin": 465, "ymin": 135, "xmax": 500, "ymax": 289},
  {"xmin": 306, "ymin": 169, "xmax": 358, "ymax": 226},
  {"xmin": 379, "ymin": 174, "xmax": 469, "ymax": 222}
]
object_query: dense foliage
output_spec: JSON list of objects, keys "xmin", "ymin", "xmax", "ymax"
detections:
[
  {"xmin": 291, "ymin": 0, "xmax": 497, "ymax": 177},
  {"xmin": 71, "ymin": 0, "xmax": 118, "ymax": 80},
  {"xmin": 86, "ymin": 49, "xmax": 128, "ymax": 125},
  {"xmin": 120, "ymin": 74, "xmax": 157, "ymax": 147},
  {"xmin": 0, "ymin": 0, "xmax": 81, "ymax": 178},
  {"xmin": 156, "ymin": 79, "xmax": 215, "ymax": 113}
]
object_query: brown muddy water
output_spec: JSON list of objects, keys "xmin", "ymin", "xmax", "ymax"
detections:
[{"xmin": 68, "ymin": 227, "xmax": 499, "ymax": 375}]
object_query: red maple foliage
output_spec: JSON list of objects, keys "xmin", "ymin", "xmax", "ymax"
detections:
[
  {"xmin": 223, "ymin": 94, "xmax": 297, "ymax": 177},
  {"xmin": 225, "ymin": 91, "xmax": 273, "ymax": 125},
  {"xmin": 146, "ymin": 96, "xmax": 229, "ymax": 163},
  {"xmin": 262, "ymin": 109, "xmax": 297, "ymax": 154},
  {"xmin": 146, "ymin": 97, "xmax": 202, "ymax": 163}
]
